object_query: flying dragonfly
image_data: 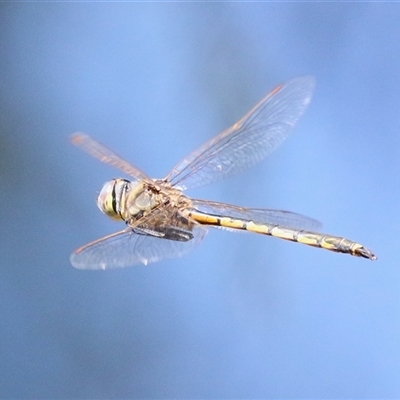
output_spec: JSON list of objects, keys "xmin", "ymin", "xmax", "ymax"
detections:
[{"xmin": 70, "ymin": 76, "xmax": 376, "ymax": 269}]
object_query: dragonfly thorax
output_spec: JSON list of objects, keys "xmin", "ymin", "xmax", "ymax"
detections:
[{"xmin": 97, "ymin": 178, "xmax": 158, "ymax": 222}]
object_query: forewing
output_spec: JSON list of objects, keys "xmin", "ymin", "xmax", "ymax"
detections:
[
  {"xmin": 165, "ymin": 76, "xmax": 315, "ymax": 190},
  {"xmin": 71, "ymin": 132, "xmax": 153, "ymax": 183},
  {"xmin": 190, "ymin": 199, "xmax": 322, "ymax": 231},
  {"xmin": 70, "ymin": 224, "xmax": 207, "ymax": 270}
]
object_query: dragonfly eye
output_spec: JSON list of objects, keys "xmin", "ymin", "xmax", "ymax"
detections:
[{"xmin": 97, "ymin": 180, "xmax": 123, "ymax": 221}]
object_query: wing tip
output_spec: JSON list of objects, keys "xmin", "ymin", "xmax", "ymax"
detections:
[{"xmin": 70, "ymin": 131, "xmax": 87, "ymax": 146}]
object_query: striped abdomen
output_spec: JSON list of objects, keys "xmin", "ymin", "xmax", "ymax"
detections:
[{"xmin": 188, "ymin": 210, "xmax": 377, "ymax": 260}]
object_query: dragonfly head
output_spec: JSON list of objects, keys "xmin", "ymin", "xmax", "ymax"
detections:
[{"xmin": 97, "ymin": 179, "xmax": 130, "ymax": 221}]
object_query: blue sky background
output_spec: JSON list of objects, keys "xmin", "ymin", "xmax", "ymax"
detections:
[{"xmin": 1, "ymin": 3, "xmax": 399, "ymax": 398}]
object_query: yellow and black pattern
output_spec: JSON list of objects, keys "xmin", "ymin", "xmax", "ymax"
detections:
[{"xmin": 188, "ymin": 210, "xmax": 376, "ymax": 260}]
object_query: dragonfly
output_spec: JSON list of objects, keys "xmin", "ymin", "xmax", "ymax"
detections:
[{"xmin": 70, "ymin": 76, "xmax": 376, "ymax": 269}]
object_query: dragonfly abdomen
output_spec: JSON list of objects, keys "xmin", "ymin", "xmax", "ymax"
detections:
[
  {"xmin": 189, "ymin": 211, "xmax": 376, "ymax": 260},
  {"xmin": 288, "ymin": 230, "xmax": 376, "ymax": 260}
]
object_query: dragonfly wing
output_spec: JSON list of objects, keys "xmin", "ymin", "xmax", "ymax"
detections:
[
  {"xmin": 134, "ymin": 222, "xmax": 206, "ymax": 266},
  {"xmin": 71, "ymin": 132, "xmax": 153, "ymax": 184},
  {"xmin": 70, "ymin": 209, "xmax": 207, "ymax": 269},
  {"xmin": 190, "ymin": 199, "xmax": 322, "ymax": 231},
  {"xmin": 165, "ymin": 76, "xmax": 315, "ymax": 190},
  {"xmin": 70, "ymin": 225, "xmax": 206, "ymax": 269}
]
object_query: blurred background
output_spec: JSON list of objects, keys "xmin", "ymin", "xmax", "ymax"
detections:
[{"xmin": 1, "ymin": 3, "xmax": 399, "ymax": 398}]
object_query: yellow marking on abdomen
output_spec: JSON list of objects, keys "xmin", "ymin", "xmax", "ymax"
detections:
[
  {"xmin": 190, "ymin": 212, "xmax": 248, "ymax": 230},
  {"xmin": 188, "ymin": 210, "xmax": 377, "ymax": 260}
]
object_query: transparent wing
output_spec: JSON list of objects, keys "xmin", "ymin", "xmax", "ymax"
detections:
[
  {"xmin": 70, "ymin": 132, "xmax": 153, "ymax": 184},
  {"xmin": 165, "ymin": 76, "xmax": 315, "ymax": 190},
  {"xmin": 70, "ymin": 207, "xmax": 207, "ymax": 269},
  {"xmin": 190, "ymin": 199, "xmax": 322, "ymax": 231},
  {"xmin": 70, "ymin": 225, "xmax": 207, "ymax": 270}
]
